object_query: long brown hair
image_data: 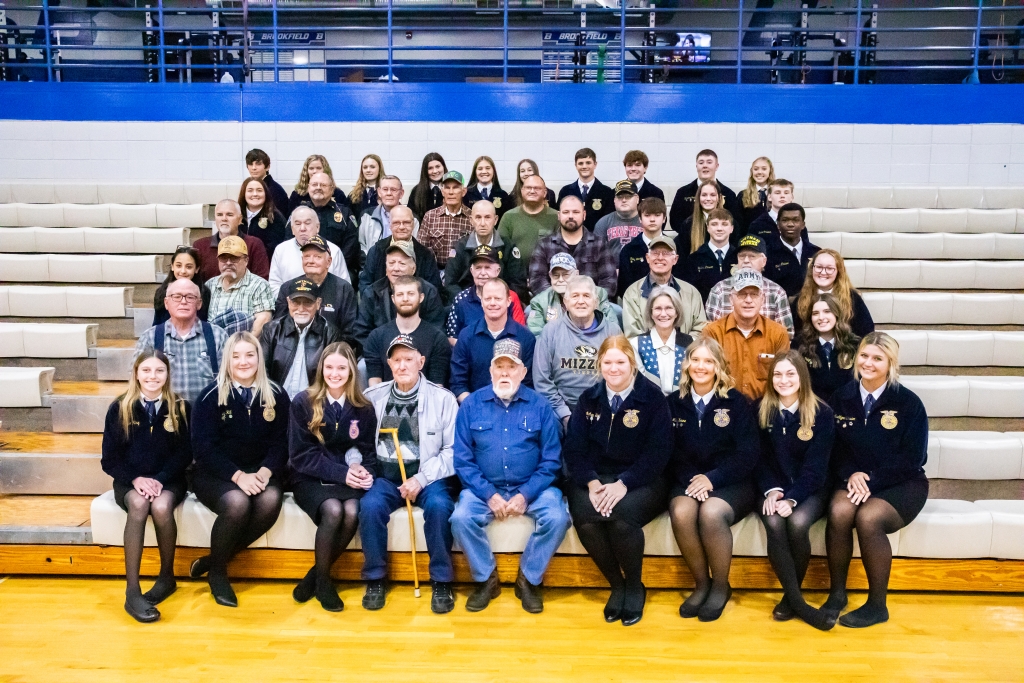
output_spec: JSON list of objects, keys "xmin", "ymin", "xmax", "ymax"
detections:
[
  {"xmin": 349, "ymin": 154, "xmax": 385, "ymax": 204},
  {"xmin": 689, "ymin": 181, "xmax": 724, "ymax": 254},
  {"xmin": 758, "ymin": 350, "xmax": 820, "ymax": 432},
  {"xmin": 798, "ymin": 293, "xmax": 859, "ymax": 370},
  {"xmin": 795, "ymin": 248, "xmax": 856, "ymax": 325},
  {"xmin": 306, "ymin": 342, "xmax": 370, "ymax": 444},
  {"xmin": 117, "ymin": 349, "xmax": 186, "ymax": 438},
  {"xmin": 741, "ymin": 156, "xmax": 776, "ymax": 208},
  {"xmin": 511, "ymin": 158, "xmax": 542, "ymax": 205},
  {"xmin": 294, "ymin": 154, "xmax": 333, "ymax": 196},
  {"xmin": 238, "ymin": 177, "xmax": 277, "ymax": 221},
  {"xmin": 410, "ymin": 152, "xmax": 447, "ymax": 218},
  {"xmin": 468, "ymin": 155, "xmax": 503, "ymax": 193}
]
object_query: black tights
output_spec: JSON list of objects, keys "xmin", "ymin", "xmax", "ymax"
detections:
[
  {"xmin": 761, "ymin": 493, "xmax": 825, "ymax": 613},
  {"xmin": 670, "ymin": 496, "xmax": 737, "ymax": 607},
  {"xmin": 123, "ymin": 489, "xmax": 177, "ymax": 596},
  {"xmin": 314, "ymin": 498, "xmax": 360, "ymax": 583},
  {"xmin": 575, "ymin": 520, "xmax": 646, "ymax": 589},
  {"xmin": 826, "ymin": 490, "xmax": 905, "ymax": 610},
  {"xmin": 209, "ymin": 485, "xmax": 283, "ymax": 577}
]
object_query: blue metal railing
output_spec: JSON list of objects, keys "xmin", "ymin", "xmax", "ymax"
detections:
[{"xmin": 0, "ymin": 1, "xmax": 1021, "ymax": 84}]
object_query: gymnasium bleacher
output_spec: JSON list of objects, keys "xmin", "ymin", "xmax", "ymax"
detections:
[{"xmin": 1, "ymin": 179, "xmax": 1021, "ymax": 570}]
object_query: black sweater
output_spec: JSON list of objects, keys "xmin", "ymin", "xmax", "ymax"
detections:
[
  {"xmin": 563, "ymin": 374, "xmax": 672, "ymax": 490},
  {"xmin": 755, "ymin": 402, "xmax": 834, "ymax": 505},
  {"xmin": 101, "ymin": 399, "xmax": 192, "ymax": 488},
  {"xmin": 288, "ymin": 391, "xmax": 378, "ymax": 486},
  {"xmin": 191, "ymin": 383, "xmax": 291, "ymax": 482},
  {"xmin": 667, "ymin": 388, "xmax": 759, "ymax": 490},
  {"xmin": 828, "ymin": 381, "xmax": 928, "ymax": 493}
]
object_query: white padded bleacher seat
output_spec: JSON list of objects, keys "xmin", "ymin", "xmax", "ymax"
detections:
[
  {"xmin": 0, "ymin": 227, "xmax": 187, "ymax": 254},
  {"xmin": 1, "ymin": 255, "xmax": 161, "ymax": 283},
  {"xmin": 132, "ymin": 227, "xmax": 190, "ymax": 253},
  {"xmin": 0, "ymin": 323, "xmax": 98, "ymax": 358},
  {"xmin": 141, "ymin": 185, "xmax": 187, "ymax": 205},
  {"xmin": 108, "ymin": 204, "xmax": 158, "ymax": 228},
  {"xmin": 897, "ymin": 500, "xmax": 993, "ymax": 559},
  {"xmin": 0, "ymin": 254, "xmax": 50, "ymax": 281},
  {"xmin": 97, "ymin": 184, "xmax": 147, "ymax": 205},
  {"xmin": 102, "ymin": 255, "xmax": 165, "ymax": 283},
  {"xmin": 927, "ymin": 431, "xmax": 1024, "ymax": 480},
  {"xmin": 63, "ymin": 204, "xmax": 111, "ymax": 228},
  {"xmin": 800, "ymin": 186, "xmax": 849, "ymax": 208},
  {"xmin": 184, "ymin": 183, "xmax": 234, "ymax": 206},
  {"xmin": 862, "ymin": 293, "xmax": 1024, "ymax": 325},
  {"xmin": 983, "ymin": 187, "xmax": 1024, "ymax": 210},
  {"xmin": 849, "ymin": 261, "xmax": 1024, "ymax": 290},
  {"xmin": 0, "ymin": 185, "xmax": 11, "ymax": 204},
  {"xmin": 868, "ymin": 209, "xmax": 920, "ymax": 233},
  {"xmin": 821, "ymin": 207, "xmax": 871, "ymax": 232},
  {"xmin": 892, "ymin": 233, "xmax": 945, "ymax": 258},
  {"xmin": 0, "ymin": 227, "xmax": 39, "ymax": 252},
  {"xmin": 48, "ymin": 254, "xmax": 103, "ymax": 282},
  {"xmin": 0, "ymin": 203, "xmax": 20, "ymax": 226},
  {"xmin": 918, "ymin": 208, "xmax": 968, "ymax": 233},
  {"xmin": 0, "ymin": 286, "xmax": 132, "ymax": 318},
  {"xmin": 15, "ymin": 204, "xmax": 64, "ymax": 228},
  {"xmin": 887, "ymin": 330, "xmax": 1024, "ymax": 367},
  {"xmin": 156, "ymin": 204, "xmax": 205, "ymax": 229},
  {"xmin": 902, "ymin": 376, "xmax": 1024, "ymax": 418},
  {"xmin": 0, "ymin": 366, "xmax": 55, "ymax": 407},
  {"xmin": 966, "ymin": 209, "xmax": 1019, "ymax": 234},
  {"xmin": 975, "ymin": 501, "xmax": 1024, "ymax": 560},
  {"xmin": 892, "ymin": 187, "xmax": 939, "ymax": 209},
  {"xmin": 937, "ymin": 187, "xmax": 986, "ymax": 210},
  {"xmin": 847, "ymin": 187, "xmax": 894, "ymax": 209},
  {"xmin": 54, "ymin": 184, "xmax": 101, "ymax": 204},
  {"xmin": 9, "ymin": 185, "xmax": 56, "ymax": 204},
  {"xmin": 91, "ymin": 491, "xmax": 162, "ymax": 546}
]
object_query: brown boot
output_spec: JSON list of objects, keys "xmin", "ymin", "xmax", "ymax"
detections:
[
  {"xmin": 514, "ymin": 569, "xmax": 544, "ymax": 614},
  {"xmin": 465, "ymin": 570, "xmax": 501, "ymax": 612}
]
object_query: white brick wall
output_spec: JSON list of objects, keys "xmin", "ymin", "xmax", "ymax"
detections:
[{"xmin": 1, "ymin": 121, "xmax": 1022, "ymax": 192}]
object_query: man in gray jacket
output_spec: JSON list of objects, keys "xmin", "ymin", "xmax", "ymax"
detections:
[
  {"xmin": 533, "ymin": 274, "xmax": 622, "ymax": 426},
  {"xmin": 358, "ymin": 175, "xmax": 419, "ymax": 255},
  {"xmin": 359, "ymin": 334, "xmax": 460, "ymax": 615}
]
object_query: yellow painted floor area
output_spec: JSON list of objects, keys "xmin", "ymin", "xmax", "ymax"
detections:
[{"xmin": 0, "ymin": 577, "xmax": 1022, "ymax": 682}]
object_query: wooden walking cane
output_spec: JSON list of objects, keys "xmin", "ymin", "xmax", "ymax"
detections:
[{"xmin": 377, "ymin": 428, "xmax": 421, "ymax": 598}]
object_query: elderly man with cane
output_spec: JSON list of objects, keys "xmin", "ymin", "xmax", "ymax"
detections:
[{"xmin": 360, "ymin": 334, "xmax": 460, "ymax": 613}]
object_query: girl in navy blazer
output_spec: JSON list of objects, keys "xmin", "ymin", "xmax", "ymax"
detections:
[
  {"xmin": 101, "ymin": 350, "xmax": 191, "ymax": 623},
  {"xmin": 190, "ymin": 331, "xmax": 291, "ymax": 608},
  {"xmin": 563, "ymin": 335, "xmax": 672, "ymax": 627},
  {"xmin": 288, "ymin": 342, "xmax": 378, "ymax": 612},
  {"xmin": 825, "ymin": 331, "xmax": 929, "ymax": 628},
  {"xmin": 667, "ymin": 337, "xmax": 759, "ymax": 622},
  {"xmin": 797, "ymin": 293, "xmax": 859, "ymax": 400},
  {"xmin": 756, "ymin": 350, "xmax": 836, "ymax": 630}
]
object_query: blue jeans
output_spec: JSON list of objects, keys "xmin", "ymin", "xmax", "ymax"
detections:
[
  {"xmin": 450, "ymin": 486, "xmax": 571, "ymax": 585},
  {"xmin": 358, "ymin": 477, "xmax": 456, "ymax": 583}
]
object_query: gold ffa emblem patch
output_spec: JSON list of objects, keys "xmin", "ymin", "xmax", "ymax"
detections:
[
  {"xmin": 591, "ymin": 198, "xmax": 602, "ymax": 211},
  {"xmin": 258, "ymin": 217, "xmax": 268, "ymax": 229},
  {"xmin": 713, "ymin": 409, "xmax": 730, "ymax": 427},
  {"xmin": 622, "ymin": 409, "xmax": 640, "ymax": 428},
  {"xmin": 880, "ymin": 410, "xmax": 898, "ymax": 430},
  {"xmin": 163, "ymin": 416, "xmax": 174, "ymax": 432},
  {"xmin": 493, "ymin": 197, "xmax": 502, "ymax": 209},
  {"xmin": 334, "ymin": 211, "xmax": 342, "ymax": 222},
  {"xmin": 797, "ymin": 426, "xmax": 813, "ymax": 441},
  {"xmin": 263, "ymin": 407, "xmax": 276, "ymax": 422}
]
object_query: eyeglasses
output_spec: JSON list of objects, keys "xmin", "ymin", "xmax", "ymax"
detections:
[
  {"xmin": 813, "ymin": 266, "xmax": 837, "ymax": 274},
  {"xmin": 168, "ymin": 294, "xmax": 199, "ymax": 303}
]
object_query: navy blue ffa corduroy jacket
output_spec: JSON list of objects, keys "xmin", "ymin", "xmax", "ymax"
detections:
[
  {"xmin": 667, "ymin": 388, "xmax": 759, "ymax": 490},
  {"xmin": 101, "ymin": 399, "xmax": 192, "ymax": 488},
  {"xmin": 288, "ymin": 390, "xmax": 378, "ymax": 486},
  {"xmin": 755, "ymin": 401, "xmax": 835, "ymax": 505}
]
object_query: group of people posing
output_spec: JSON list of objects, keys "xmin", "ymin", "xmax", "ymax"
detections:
[{"xmin": 102, "ymin": 144, "xmax": 928, "ymax": 633}]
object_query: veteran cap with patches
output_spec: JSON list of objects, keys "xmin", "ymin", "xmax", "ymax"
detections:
[
  {"xmin": 471, "ymin": 244, "xmax": 500, "ymax": 264},
  {"xmin": 731, "ymin": 268, "xmax": 764, "ymax": 292},
  {"xmin": 386, "ymin": 333, "xmax": 420, "ymax": 357},
  {"xmin": 614, "ymin": 179, "xmax": 639, "ymax": 196},
  {"xmin": 491, "ymin": 338, "xmax": 524, "ymax": 366},
  {"xmin": 736, "ymin": 234, "xmax": 767, "ymax": 255},
  {"xmin": 299, "ymin": 234, "xmax": 329, "ymax": 253},
  {"xmin": 285, "ymin": 278, "xmax": 319, "ymax": 301}
]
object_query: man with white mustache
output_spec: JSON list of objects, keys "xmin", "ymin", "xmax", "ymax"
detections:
[{"xmin": 258, "ymin": 278, "xmax": 342, "ymax": 398}]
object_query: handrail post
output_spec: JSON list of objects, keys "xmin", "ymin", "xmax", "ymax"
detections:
[
  {"xmin": 157, "ymin": 0, "xmax": 166, "ymax": 82},
  {"xmin": 42, "ymin": 0, "xmax": 53, "ymax": 82},
  {"xmin": 503, "ymin": 0, "xmax": 509, "ymax": 82},
  {"xmin": 736, "ymin": 0, "xmax": 743, "ymax": 83},
  {"xmin": 972, "ymin": 0, "xmax": 983, "ymax": 71},
  {"xmin": 387, "ymin": 0, "xmax": 394, "ymax": 82},
  {"xmin": 273, "ymin": 0, "xmax": 279, "ymax": 82},
  {"xmin": 853, "ymin": 0, "xmax": 862, "ymax": 84},
  {"xmin": 620, "ymin": 0, "xmax": 626, "ymax": 83}
]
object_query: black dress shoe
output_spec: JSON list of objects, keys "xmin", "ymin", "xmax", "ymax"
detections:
[
  {"xmin": 315, "ymin": 577, "xmax": 344, "ymax": 613},
  {"xmin": 362, "ymin": 579, "xmax": 388, "ymax": 611},
  {"xmin": 189, "ymin": 555, "xmax": 211, "ymax": 579},
  {"xmin": 125, "ymin": 594, "xmax": 160, "ymax": 623},
  {"xmin": 209, "ymin": 574, "xmax": 238, "ymax": 608},
  {"xmin": 466, "ymin": 570, "xmax": 501, "ymax": 612},
  {"xmin": 772, "ymin": 596, "xmax": 795, "ymax": 621},
  {"xmin": 143, "ymin": 577, "xmax": 177, "ymax": 605},
  {"xmin": 821, "ymin": 592, "xmax": 848, "ymax": 619},
  {"xmin": 697, "ymin": 586, "xmax": 732, "ymax": 622},
  {"xmin": 293, "ymin": 567, "xmax": 316, "ymax": 604},
  {"xmin": 839, "ymin": 603, "xmax": 888, "ymax": 628},
  {"xmin": 604, "ymin": 585, "xmax": 626, "ymax": 623},
  {"xmin": 620, "ymin": 584, "xmax": 646, "ymax": 627},
  {"xmin": 514, "ymin": 569, "xmax": 543, "ymax": 614},
  {"xmin": 431, "ymin": 581, "xmax": 455, "ymax": 614}
]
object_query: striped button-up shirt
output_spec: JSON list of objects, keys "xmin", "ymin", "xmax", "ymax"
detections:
[
  {"xmin": 205, "ymin": 269, "xmax": 276, "ymax": 319},
  {"xmin": 419, "ymin": 204, "xmax": 472, "ymax": 268},
  {"xmin": 704, "ymin": 275, "xmax": 795, "ymax": 337},
  {"xmin": 134, "ymin": 319, "xmax": 229, "ymax": 403}
]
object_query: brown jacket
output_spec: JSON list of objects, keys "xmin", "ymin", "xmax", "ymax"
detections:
[{"xmin": 702, "ymin": 312, "xmax": 790, "ymax": 400}]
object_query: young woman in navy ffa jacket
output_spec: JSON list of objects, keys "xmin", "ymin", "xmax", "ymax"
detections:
[
  {"xmin": 190, "ymin": 331, "xmax": 291, "ymax": 608},
  {"xmin": 563, "ymin": 335, "xmax": 672, "ymax": 627},
  {"xmin": 288, "ymin": 342, "xmax": 378, "ymax": 612},
  {"xmin": 825, "ymin": 331, "xmax": 929, "ymax": 628},
  {"xmin": 667, "ymin": 337, "xmax": 759, "ymax": 622},
  {"xmin": 797, "ymin": 293, "xmax": 860, "ymax": 400},
  {"xmin": 101, "ymin": 350, "xmax": 191, "ymax": 623},
  {"xmin": 756, "ymin": 350, "xmax": 836, "ymax": 631}
]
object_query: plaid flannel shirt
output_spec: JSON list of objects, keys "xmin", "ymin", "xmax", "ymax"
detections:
[
  {"xmin": 205, "ymin": 269, "xmax": 276, "ymax": 319},
  {"xmin": 419, "ymin": 204, "xmax": 472, "ymax": 269},
  {"xmin": 134, "ymin": 320, "xmax": 229, "ymax": 403},
  {"xmin": 528, "ymin": 231, "xmax": 618, "ymax": 296},
  {"xmin": 704, "ymin": 275, "xmax": 795, "ymax": 337}
]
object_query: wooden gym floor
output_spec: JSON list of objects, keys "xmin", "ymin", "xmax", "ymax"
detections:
[{"xmin": 0, "ymin": 576, "xmax": 1021, "ymax": 682}]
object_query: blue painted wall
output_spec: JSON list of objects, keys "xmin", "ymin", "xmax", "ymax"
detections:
[{"xmin": 1, "ymin": 82, "xmax": 1022, "ymax": 124}]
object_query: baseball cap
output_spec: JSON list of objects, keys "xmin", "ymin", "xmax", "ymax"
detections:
[
  {"xmin": 217, "ymin": 235, "xmax": 248, "ymax": 257},
  {"xmin": 299, "ymin": 234, "xmax": 329, "ymax": 253},
  {"xmin": 285, "ymin": 278, "xmax": 319, "ymax": 301},
  {"xmin": 732, "ymin": 268, "xmax": 764, "ymax": 292},
  {"xmin": 441, "ymin": 170, "xmax": 465, "ymax": 186},
  {"xmin": 548, "ymin": 252, "xmax": 577, "ymax": 273},
  {"xmin": 491, "ymin": 338, "xmax": 524, "ymax": 366},
  {"xmin": 471, "ymin": 244, "xmax": 500, "ymax": 265},
  {"xmin": 386, "ymin": 333, "xmax": 419, "ymax": 357},
  {"xmin": 385, "ymin": 239, "xmax": 415, "ymax": 259},
  {"xmin": 736, "ymin": 234, "xmax": 766, "ymax": 255},
  {"xmin": 648, "ymin": 235, "xmax": 677, "ymax": 252},
  {"xmin": 614, "ymin": 179, "xmax": 639, "ymax": 196}
]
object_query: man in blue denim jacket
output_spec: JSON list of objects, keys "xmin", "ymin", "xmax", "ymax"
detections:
[{"xmin": 451, "ymin": 338, "xmax": 570, "ymax": 614}]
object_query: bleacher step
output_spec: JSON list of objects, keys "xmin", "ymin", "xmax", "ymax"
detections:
[
  {"xmin": 0, "ymin": 434, "xmax": 108, "ymax": 494},
  {"xmin": 0, "ymin": 526, "xmax": 93, "ymax": 544}
]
